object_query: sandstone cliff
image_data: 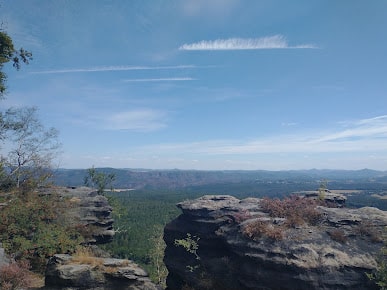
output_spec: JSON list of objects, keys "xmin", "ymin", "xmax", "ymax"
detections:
[
  {"xmin": 51, "ymin": 186, "xmax": 115, "ymax": 244},
  {"xmin": 42, "ymin": 187, "xmax": 159, "ymax": 290},
  {"xmin": 164, "ymin": 195, "xmax": 387, "ymax": 290},
  {"xmin": 0, "ymin": 186, "xmax": 158, "ymax": 290}
]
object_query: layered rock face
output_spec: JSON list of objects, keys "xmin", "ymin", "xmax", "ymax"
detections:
[
  {"xmin": 164, "ymin": 195, "xmax": 387, "ymax": 290},
  {"xmin": 58, "ymin": 186, "xmax": 115, "ymax": 244},
  {"xmin": 43, "ymin": 187, "xmax": 158, "ymax": 290}
]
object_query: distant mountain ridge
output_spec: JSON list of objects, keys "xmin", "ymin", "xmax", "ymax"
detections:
[{"xmin": 52, "ymin": 168, "xmax": 387, "ymax": 190}]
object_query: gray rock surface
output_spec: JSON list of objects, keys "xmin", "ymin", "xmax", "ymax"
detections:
[
  {"xmin": 57, "ymin": 187, "xmax": 115, "ymax": 244},
  {"xmin": 304, "ymin": 191, "xmax": 347, "ymax": 207},
  {"xmin": 44, "ymin": 254, "xmax": 159, "ymax": 290},
  {"xmin": 164, "ymin": 195, "xmax": 387, "ymax": 290},
  {"xmin": 0, "ymin": 243, "xmax": 10, "ymax": 268}
]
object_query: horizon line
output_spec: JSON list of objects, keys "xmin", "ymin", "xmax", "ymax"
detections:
[{"xmin": 55, "ymin": 167, "xmax": 385, "ymax": 172}]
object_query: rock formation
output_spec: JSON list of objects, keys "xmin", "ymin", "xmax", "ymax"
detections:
[
  {"xmin": 57, "ymin": 186, "xmax": 115, "ymax": 244},
  {"xmin": 41, "ymin": 187, "xmax": 158, "ymax": 290},
  {"xmin": 44, "ymin": 254, "xmax": 159, "ymax": 290},
  {"xmin": 164, "ymin": 195, "xmax": 387, "ymax": 290},
  {"xmin": 303, "ymin": 190, "xmax": 347, "ymax": 207}
]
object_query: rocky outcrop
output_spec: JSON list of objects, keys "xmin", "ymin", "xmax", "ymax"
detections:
[
  {"xmin": 57, "ymin": 186, "xmax": 115, "ymax": 244},
  {"xmin": 303, "ymin": 190, "xmax": 347, "ymax": 207},
  {"xmin": 42, "ymin": 187, "xmax": 158, "ymax": 289},
  {"xmin": 41, "ymin": 187, "xmax": 159, "ymax": 289},
  {"xmin": 164, "ymin": 195, "xmax": 387, "ymax": 290},
  {"xmin": 44, "ymin": 254, "xmax": 159, "ymax": 290}
]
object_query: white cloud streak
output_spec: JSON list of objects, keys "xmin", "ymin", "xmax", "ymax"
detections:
[
  {"xmin": 179, "ymin": 35, "xmax": 317, "ymax": 51},
  {"xmin": 31, "ymin": 65, "xmax": 196, "ymax": 74},
  {"xmin": 138, "ymin": 115, "xmax": 387, "ymax": 155},
  {"xmin": 123, "ymin": 77, "xmax": 196, "ymax": 82},
  {"xmin": 313, "ymin": 115, "xmax": 387, "ymax": 143}
]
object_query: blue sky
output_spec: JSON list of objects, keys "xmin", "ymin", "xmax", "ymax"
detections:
[{"xmin": 1, "ymin": 0, "xmax": 387, "ymax": 170}]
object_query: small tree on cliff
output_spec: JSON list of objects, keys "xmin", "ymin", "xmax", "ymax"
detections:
[{"xmin": 84, "ymin": 166, "xmax": 115, "ymax": 194}]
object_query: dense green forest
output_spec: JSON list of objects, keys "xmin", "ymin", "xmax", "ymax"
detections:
[{"xmin": 100, "ymin": 188, "xmax": 220, "ymax": 282}]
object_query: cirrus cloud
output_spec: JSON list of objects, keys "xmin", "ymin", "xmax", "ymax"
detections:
[
  {"xmin": 136, "ymin": 115, "xmax": 387, "ymax": 155},
  {"xmin": 31, "ymin": 65, "xmax": 196, "ymax": 74},
  {"xmin": 179, "ymin": 35, "xmax": 317, "ymax": 51}
]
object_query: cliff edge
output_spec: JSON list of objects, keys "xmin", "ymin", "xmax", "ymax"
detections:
[{"xmin": 164, "ymin": 195, "xmax": 387, "ymax": 290}]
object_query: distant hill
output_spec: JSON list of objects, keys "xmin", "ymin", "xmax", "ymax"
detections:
[{"xmin": 52, "ymin": 168, "xmax": 387, "ymax": 190}]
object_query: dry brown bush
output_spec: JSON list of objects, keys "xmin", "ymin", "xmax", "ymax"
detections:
[
  {"xmin": 260, "ymin": 196, "xmax": 322, "ymax": 228},
  {"xmin": 354, "ymin": 221, "xmax": 382, "ymax": 243},
  {"xmin": 70, "ymin": 246, "xmax": 104, "ymax": 267},
  {"xmin": 231, "ymin": 209, "xmax": 252, "ymax": 223},
  {"xmin": 242, "ymin": 196, "xmax": 324, "ymax": 243},
  {"xmin": 0, "ymin": 261, "xmax": 33, "ymax": 290},
  {"xmin": 243, "ymin": 220, "xmax": 284, "ymax": 241},
  {"xmin": 328, "ymin": 229, "xmax": 347, "ymax": 243}
]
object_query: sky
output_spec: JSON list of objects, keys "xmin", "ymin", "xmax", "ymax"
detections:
[{"xmin": 1, "ymin": 0, "xmax": 387, "ymax": 170}]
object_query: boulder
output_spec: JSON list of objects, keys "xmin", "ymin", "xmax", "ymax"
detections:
[
  {"xmin": 164, "ymin": 195, "xmax": 387, "ymax": 290},
  {"xmin": 304, "ymin": 191, "xmax": 347, "ymax": 207},
  {"xmin": 44, "ymin": 254, "xmax": 159, "ymax": 290}
]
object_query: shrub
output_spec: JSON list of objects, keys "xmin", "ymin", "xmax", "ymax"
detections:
[
  {"xmin": 367, "ymin": 249, "xmax": 387, "ymax": 289},
  {"xmin": 328, "ymin": 229, "xmax": 347, "ymax": 243},
  {"xmin": 174, "ymin": 233, "xmax": 200, "ymax": 260},
  {"xmin": 70, "ymin": 246, "xmax": 131, "ymax": 274},
  {"xmin": 260, "ymin": 195, "xmax": 322, "ymax": 227},
  {"xmin": 0, "ymin": 189, "xmax": 83, "ymax": 272},
  {"xmin": 0, "ymin": 260, "xmax": 33, "ymax": 290},
  {"xmin": 74, "ymin": 224, "xmax": 101, "ymax": 241},
  {"xmin": 71, "ymin": 246, "xmax": 103, "ymax": 267},
  {"xmin": 242, "ymin": 196, "xmax": 324, "ymax": 242},
  {"xmin": 243, "ymin": 220, "xmax": 284, "ymax": 241},
  {"xmin": 354, "ymin": 221, "xmax": 382, "ymax": 243},
  {"xmin": 231, "ymin": 209, "xmax": 251, "ymax": 223}
]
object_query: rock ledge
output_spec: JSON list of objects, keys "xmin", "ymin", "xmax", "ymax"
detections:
[{"xmin": 164, "ymin": 195, "xmax": 387, "ymax": 290}]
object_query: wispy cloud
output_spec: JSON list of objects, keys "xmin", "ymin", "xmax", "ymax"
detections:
[
  {"xmin": 314, "ymin": 115, "xmax": 387, "ymax": 143},
  {"xmin": 281, "ymin": 122, "xmax": 298, "ymax": 127},
  {"xmin": 31, "ymin": 65, "xmax": 196, "ymax": 74},
  {"xmin": 179, "ymin": 35, "xmax": 317, "ymax": 50},
  {"xmin": 123, "ymin": 77, "xmax": 196, "ymax": 82},
  {"xmin": 356, "ymin": 115, "xmax": 387, "ymax": 126},
  {"xmin": 103, "ymin": 109, "xmax": 168, "ymax": 131},
  {"xmin": 138, "ymin": 115, "xmax": 387, "ymax": 155}
]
